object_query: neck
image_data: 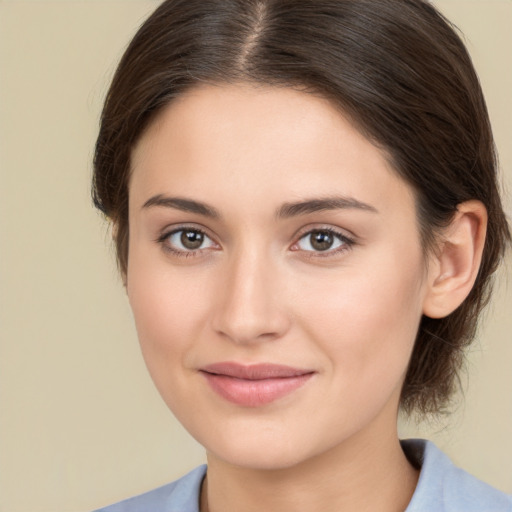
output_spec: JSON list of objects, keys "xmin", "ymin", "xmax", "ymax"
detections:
[{"xmin": 202, "ymin": 426, "xmax": 418, "ymax": 512}]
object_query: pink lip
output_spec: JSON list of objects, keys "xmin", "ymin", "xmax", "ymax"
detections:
[{"xmin": 200, "ymin": 362, "xmax": 315, "ymax": 407}]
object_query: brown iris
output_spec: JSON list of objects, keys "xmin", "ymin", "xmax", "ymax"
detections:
[
  {"xmin": 180, "ymin": 230, "xmax": 204, "ymax": 249},
  {"xmin": 310, "ymin": 230, "xmax": 335, "ymax": 251}
]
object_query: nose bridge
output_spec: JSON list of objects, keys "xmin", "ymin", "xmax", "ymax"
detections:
[{"xmin": 212, "ymin": 243, "xmax": 287, "ymax": 344}]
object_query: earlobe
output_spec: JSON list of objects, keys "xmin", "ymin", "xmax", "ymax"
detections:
[{"xmin": 422, "ymin": 200, "xmax": 487, "ymax": 319}]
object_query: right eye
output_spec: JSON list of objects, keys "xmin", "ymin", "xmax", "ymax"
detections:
[{"xmin": 158, "ymin": 227, "xmax": 217, "ymax": 256}]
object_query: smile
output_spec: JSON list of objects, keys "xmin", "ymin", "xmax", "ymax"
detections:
[{"xmin": 200, "ymin": 362, "xmax": 315, "ymax": 407}]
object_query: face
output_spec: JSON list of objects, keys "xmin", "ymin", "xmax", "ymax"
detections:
[{"xmin": 127, "ymin": 83, "xmax": 431, "ymax": 470}]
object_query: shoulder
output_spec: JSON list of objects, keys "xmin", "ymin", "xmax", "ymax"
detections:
[
  {"xmin": 92, "ymin": 464, "xmax": 206, "ymax": 512},
  {"xmin": 402, "ymin": 439, "xmax": 512, "ymax": 512}
]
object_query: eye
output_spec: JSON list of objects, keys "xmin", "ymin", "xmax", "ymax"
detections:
[
  {"xmin": 159, "ymin": 227, "xmax": 217, "ymax": 255},
  {"xmin": 292, "ymin": 228, "xmax": 353, "ymax": 255}
]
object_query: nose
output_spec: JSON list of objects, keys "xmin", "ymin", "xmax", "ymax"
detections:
[{"xmin": 211, "ymin": 249, "xmax": 290, "ymax": 345}]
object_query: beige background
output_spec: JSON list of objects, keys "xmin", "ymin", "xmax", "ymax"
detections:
[{"xmin": 0, "ymin": 1, "xmax": 510, "ymax": 511}]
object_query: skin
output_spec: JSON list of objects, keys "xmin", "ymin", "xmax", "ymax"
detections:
[{"xmin": 126, "ymin": 83, "xmax": 486, "ymax": 512}]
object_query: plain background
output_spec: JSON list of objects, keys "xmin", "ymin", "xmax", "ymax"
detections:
[{"xmin": 0, "ymin": 1, "xmax": 510, "ymax": 511}]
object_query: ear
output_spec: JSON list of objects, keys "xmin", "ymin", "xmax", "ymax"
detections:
[{"xmin": 422, "ymin": 200, "xmax": 487, "ymax": 319}]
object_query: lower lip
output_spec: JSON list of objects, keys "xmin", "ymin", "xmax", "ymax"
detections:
[{"xmin": 201, "ymin": 372, "xmax": 313, "ymax": 407}]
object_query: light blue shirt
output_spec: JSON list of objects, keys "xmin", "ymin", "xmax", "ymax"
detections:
[{"xmin": 94, "ymin": 439, "xmax": 512, "ymax": 511}]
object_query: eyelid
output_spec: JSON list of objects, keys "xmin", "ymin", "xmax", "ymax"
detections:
[
  {"xmin": 292, "ymin": 224, "xmax": 356, "ymax": 243},
  {"xmin": 156, "ymin": 223, "xmax": 212, "ymax": 242},
  {"xmin": 156, "ymin": 223, "xmax": 220, "ymax": 256},
  {"xmin": 154, "ymin": 223, "xmax": 356, "ymax": 258},
  {"xmin": 289, "ymin": 225, "xmax": 356, "ymax": 256}
]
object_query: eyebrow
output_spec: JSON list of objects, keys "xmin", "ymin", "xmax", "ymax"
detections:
[
  {"xmin": 141, "ymin": 194, "xmax": 378, "ymax": 219},
  {"xmin": 276, "ymin": 196, "xmax": 378, "ymax": 218},
  {"xmin": 142, "ymin": 195, "xmax": 220, "ymax": 218}
]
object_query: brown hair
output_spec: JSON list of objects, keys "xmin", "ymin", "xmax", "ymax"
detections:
[{"xmin": 92, "ymin": 0, "xmax": 510, "ymax": 415}]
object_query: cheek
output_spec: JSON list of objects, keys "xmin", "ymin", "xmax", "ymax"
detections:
[
  {"xmin": 293, "ymin": 251, "xmax": 425, "ymax": 389},
  {"xmin": 125, "ymin": 256, "xmax": 220, "ymax": 420},
  {"xmin": 126, "ymin": 254, "xmax": 212, "ymax": 373}
]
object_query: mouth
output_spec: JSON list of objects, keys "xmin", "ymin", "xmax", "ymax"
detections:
[{"xmin": 199, "ymin": 362, "xmax": 315, "ymax": 407}]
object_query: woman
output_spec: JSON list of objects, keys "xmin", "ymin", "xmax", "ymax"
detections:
[{"xmin": 92, "ymin": 0, "xmax": 511, "ymax": 510}]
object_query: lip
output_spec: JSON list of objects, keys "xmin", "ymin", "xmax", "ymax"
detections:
[{"xmin": 200, "ymin": 362, "xmax": 315, "ymax": 407}]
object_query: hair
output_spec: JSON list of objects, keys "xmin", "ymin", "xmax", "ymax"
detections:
[{"xmin": 92, "ymin": 0, "xmax": 510, "ymax": 416}]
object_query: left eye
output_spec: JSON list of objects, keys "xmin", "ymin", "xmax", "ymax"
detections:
[
  {"xmin": 295, "ymin": 230, "xmax": 348, "ymax": 252},
  {"xmin": 165, "ymin": 228, "xmax": 216, "ymax": 252}
]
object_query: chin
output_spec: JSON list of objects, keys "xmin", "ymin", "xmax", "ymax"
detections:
[
  {"xmin": 207, "ymin": 441, "xmax": 313, "ymax": 471},
  {"xmin": 189, "ymin": 417, "xmax": 327, "ymax": 471}
]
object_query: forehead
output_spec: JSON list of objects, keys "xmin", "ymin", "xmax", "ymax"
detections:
[
  {"xmin": 132, "ymin": 83, "xmax": 378, "ymax": 170},
  {"xmin": 129, "ymin": 83, "xmax": 416, "ymax": 218}
]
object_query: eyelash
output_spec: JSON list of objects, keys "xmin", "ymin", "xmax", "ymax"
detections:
[
  {"xmin": 156, "ymin": 226, "xmax": 217, "ymax": 258},
  {"xmin": 156, "ymin": 225, "xmax": 355, "ymax": 259},
  {"xmin": 292, "ymin": 227, "xmax": 355, "ymax": 259}
]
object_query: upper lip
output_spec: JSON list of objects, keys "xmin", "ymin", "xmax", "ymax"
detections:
[{"xmin": 200, "ymin": 362, "xmax": 314, "ymax": 380}]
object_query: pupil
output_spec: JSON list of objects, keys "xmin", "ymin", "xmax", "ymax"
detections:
[
  {"xmin": 181, "ymin": 230, "xmax": 203, "ymax": 249},
  {"xmin": 311, "ymin": 231, "xmax": 333, "ymax": 251}
]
